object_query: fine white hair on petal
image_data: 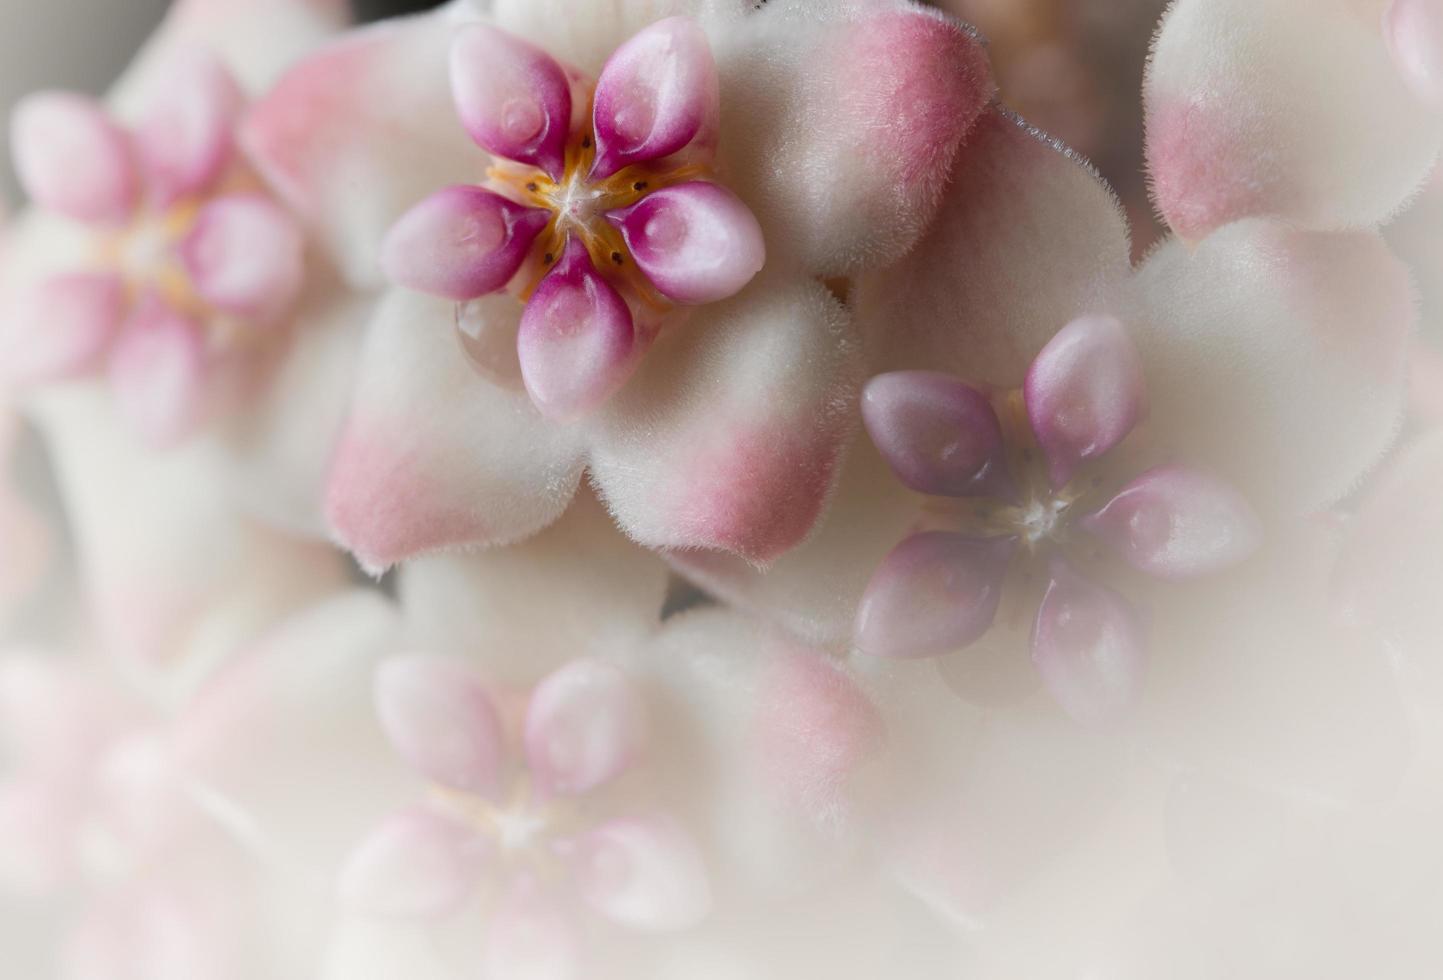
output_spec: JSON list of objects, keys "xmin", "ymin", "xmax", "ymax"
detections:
[
  {"xmin": 1126, "ymin": 219, "xmax": 1414, "ymax": 518},
  {"xmin": 1144, "ymin": 0, "xmax": 1443, "ymax": 241}
]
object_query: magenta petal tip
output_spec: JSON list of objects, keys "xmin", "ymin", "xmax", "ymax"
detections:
[
  {"xmin": 450, "ymin": 24, "xmax": 573, "ymax": 180},
  {"xmin": 855, "ymin": 531, "xmax": 1015, "ymax": 659},
  {"xmin": 606, "ymin": 181, "xmax": 763, "ymax": 305},
  {"xmin": 1081, "ymin": 465, "xmax": 1262, "ymax": 580},
  {"xmin": 1031, "ymin": 561, "xmax": 1146, "ymax": 727},
  {"xmin": 861, "ymin": 371, "xmax": 1012, "ymax": 499},
  {"xmin": 1025, "ymin": 314, "xmax": 1146, "ymax": 488},
  {"xmin": 517, "ymin": 238, "xmax": 639, "ymax": 421}
]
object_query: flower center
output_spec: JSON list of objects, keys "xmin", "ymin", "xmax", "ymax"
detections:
[{"xmin": 103, "ymin": 203, "xmax": 202, "ymax": 313}]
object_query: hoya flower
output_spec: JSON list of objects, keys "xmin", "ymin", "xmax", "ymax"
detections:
[
  {"xmin": 243, "ymin": 0, "xmax": 994, "ymax": 570},
  {"xmin": 338, "ymin": 655, "xmax": 711, "ymax": 976},
  {"xmin": 854, "ymin": 315, "xmax": 1261, "ymax": 723}
]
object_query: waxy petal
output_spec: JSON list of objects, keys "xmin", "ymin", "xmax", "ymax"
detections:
[
  {"xmin": 524, "ymin": 660, "xmax": 647, "ymax": 798},
  {"xmin": 375, "ymin": 654, "xmax": 506, "ymax": 796},
  {"xmin": 381, "ymin": 185, "xmax": 549, "ymax": 301},
  {"xmin": 517, "ymin": 238, "xmax": 639, "ymax": 421},
  {"xmin": 1082, "ymin": 466, "xmax": 1262, "ymax": 580},
  {"xmin": 135, "ymin": 48, "xmax": 244, "ymax": 204},
  {"xmin": 324, "ymin": 289, "xmax": 586, "ymax": 572},
  {"xmin": 107, "ymin": 299, "xmax": 209, "ymax": 450},
  {"xmin": 1031, "ymin": 562, "xmax": 1146, "ymax": 726},
  {"xmin": 854, "ymin": 531, "xmax": 1015, "ymax": 659},
  {"xmin": 11, "ymin": 93, "xmax": 137, "ymax": 224},
  {"xmin": 0, "ymin": 273, "xmax": 124, "ymax": 383},
  {"xmin": 1025, "ymin": 314, "xmax": 1146, "ymax": 488},
  {"xmin": 450, "ymin": 23, "xmax": 573, "ymax": 180},
  {"xmin": 591, "ymin": 17, "xmax": 718, "ymax": 179},
  {"xmin": 1144, "ymin": 0, "xmax": 1442, "ymax": 238},
  {"xmin": 1386, "ymin": 0, "xmax": 1443, "ymax": 106},
  {"xmin": 607, "ymin": 181, "xmax": 763, "ymax": 305},
  {"xmin": 568, "ymin": 815, "xmax": 712, "ymax": 931},
  {"xmin": 861, "ymin": 371, "xmax": 1011, "ymax": 500},
  {"xmin": 339, "ymin": 808, "xmax": 489, "ymax": 919},
  {"xmin": 180, "ymin": 194, "xmax": 305, "ymax": 321}
]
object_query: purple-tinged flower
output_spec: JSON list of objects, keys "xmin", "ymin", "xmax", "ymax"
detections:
[
  {"xmin": 853, "ymin": 316, "xmax": 1262, "ymax": 724},
  {"xmin": 1, "ymin": 48, "xmax": 307, "ymax": 449},
  {"xmin": 241, "ymin": 0, "xmax": 995, "ymax": 571},
  {"xmin": 337, "ymin": 655, "xmax": 712, "ymax": 973}
]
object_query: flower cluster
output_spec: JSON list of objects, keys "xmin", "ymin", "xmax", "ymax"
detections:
[{"xmin": 1, "ymin": 0, "xmax": 1441, "ymax": 978}]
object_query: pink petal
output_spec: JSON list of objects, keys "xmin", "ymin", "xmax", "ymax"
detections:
[
  {"xmin": 339, "ymin": 807, "xmax": 489, "ymax": 919},
  {"xmin": 1386, "ymin": 0, "xmax": 1443, "ymax": 105},
  {"xmin": 591, "ymin": 17, "xmax": 718, "ymax": 179},
  {"xmin": 854, "ymin": 531, "xmax": 1015, "ymax": 659},
  {"xmin": 1024, "ymin": 314, "xmax": 1146, "ymax": 488},
  {"xmin": 524, "ymin": 659, "xmax": 647, "ymax": 798},
  {"xmin": 0, "ymin": 272, "xmax": 124, "ymax": 383},
  {"xmin": 517, "ymin": 238, "xmax": 639, "ymax": 420},
  {"xmin": 860, "ymin": 371, "xmax": 1012, "ymax": 500},
  {"xmin": 485, "ymin": 879, "xmax": 580, "ymax": 980},
  {"xmin": 1031, "ymin": 561, "xmax": 1146, "ymax": 726},
  {"xmin": 566, "ymin": 814, "xmax": 712, "ymax": 931},
  {"xmin": 375, "ymin": 654, "xmax": 506, "ymax": 796},
  {"xmin": 450, "ymin": 23, "xmax": 573, "ymax": 180},
  {"xmin": 135, "ymin": 47, "xmax": 244, "ymax": 204},
  {"xmin": 106, "ymin": 298, "xmax": 209, "ymax": 449},
  {"xmin": 1081, "ymin": 466, "xmax": 1262, "ymax": 580},
  {"xmin": 381, "ymin": 185, "xmax": 549, "ymax": 301},
  {"xmin": 180, "ymin": 193, "xmax": 305, "ymax": 322},
  {"xmin": 11, "ymin": 92, "xmax": 137, "ymax": 223},
  {"xmin": 323, "ymin": 289, "xmax": 586, "ymax": 573},
  {"xmin": 605, "ymin": 181, "xmax": 763, "ymax": 305}
]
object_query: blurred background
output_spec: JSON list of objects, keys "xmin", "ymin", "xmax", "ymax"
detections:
[{"xmin": 0, "ymin": 0, "xmax": 1169, "ymax": 250}]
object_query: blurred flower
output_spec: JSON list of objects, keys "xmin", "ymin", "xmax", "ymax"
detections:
[
  {"xmin": 242, "ymin": 0, "xmax": 994, "ymax": 571},
  {"xmin": 0, "ymin": 405, "xmax": 49, "ymax": 627}
]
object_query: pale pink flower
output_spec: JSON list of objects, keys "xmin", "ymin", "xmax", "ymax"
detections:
[
  {"xmin": 0, "ymin": 406, "xmax": 49, "ymax": 626},
  {"xmin": 240, "ymin": 0, "xmax": 995, "ymax": 571}
]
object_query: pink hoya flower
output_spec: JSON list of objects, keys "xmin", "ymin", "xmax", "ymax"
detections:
[
  {"xmin": 337, "ymin": 655, "xmax": 711, "ymax": 978},
  {"xmin": 854, "ymin": 315, "xmax": 1262, "ymax": 724},
  {"xmin": 3, "ymin": 50, "xmax": 306, "ymax": 449},
  {"xmin": 242, "ymin": 0, "xmax": 993, "ymax": 571}
]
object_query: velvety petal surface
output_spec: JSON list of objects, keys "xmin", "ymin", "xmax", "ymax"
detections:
[
  {"xmin": 324, "ymin": 287, "xmax": 586, "ymax": 572},
  {"xmin": 381, "ymin": 185, "xmax": 549, "ymax": 300},
  {"xmin": 1144, "ymin": 0, "xmax": 1443, "ymax": 239}
]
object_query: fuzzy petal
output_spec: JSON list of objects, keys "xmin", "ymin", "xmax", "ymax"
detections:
[
  {"xmin": 717, "ymin": 2, "xmax": 992, "ymax": 273},
  {"xmin": 567, "ymin": 814, "xmax": 712, "ymax": 931},
  {"xmin": 240, "ymin": 14, "xmax": 480, "ymax": 287},
  {"xmin": 375, "ymin": 654, "xmax": 506, "ymax": 796},
  {"xmin": 106, "ymin": 299, "xmax": 209, "ymax": 450},
  {"xmin": 590, "ymin": 274, "xmax": 858, "ymax": 563},
  {"xmin": 1082, "ymin": 466, "xmax": 1262, "ymax": 580},
  {"xmin": 324, "ymin": 288, "xmax": 585, "ymax": 572},
  {"xmin": 856, "ymin": 109, "xmax": 1132, "ymax": 387},
  {"xmin": 1127, "ymin": 221, "xmax": 1413, "ymax": 517},
  {"xmin": 0, "ymin": 272, "xmax": 124, "ymax": 383},
  {"xmin": 135, "ymin": 47, "xmax": 244, "ymax": 205},
  {"xmin": 855, "ymin": 532, "xmax": 1015, "ymax": 660},
  {"xmin": 1031, "ymin": 561, "xmax": 1146, "ymax": 727},
  {"xmin": 517, "ymin": 238, "xmax": 640, "ymax": 421},
  {"xmin": 1144, "ymin": 0, "xmax": 1443, "ymax": 239},
  {"xmin": 339, "ymin": 807, "xmax": 488, "ymax": 918},
  {"xmin": 861, "ymin": 371, "xmax": 1010, "ymax": 499},
  {"xmin": 382, "ymin": 185, "xmax": 549, "ymax": 301},
  {"xmin": 11, "ymin": 92, "xmax": 137, "ymax": 224},
  {"xmin": 524, "ymin": 659, "xmax": 648, "ymax": 797},
  {"xmin": 1024, "ymin": 314, "xmax": 1146, "ymax": 489},
  {"xmin": 180, "ymin": 194, "xmax": 305, "ymax": 321},
  {"xmin": 449, "ymin": 23, "xmax": 573, "ymax": 180},
  {"xmin": 591, "ymin": 17, "xmax": 719, "ymax": 179}
]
